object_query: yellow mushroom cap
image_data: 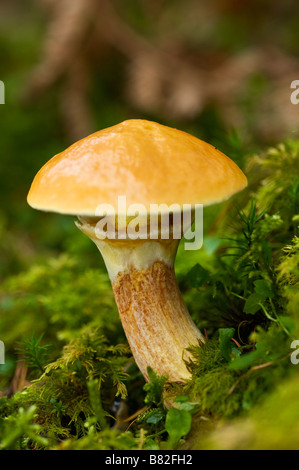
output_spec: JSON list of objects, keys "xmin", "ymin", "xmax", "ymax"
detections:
[{"xmin": 27, "ymin": 119, "xmax": 247, "ymax": 216}]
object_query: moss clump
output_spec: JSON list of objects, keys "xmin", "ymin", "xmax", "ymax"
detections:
[
  {"xmin": 1, "ymin": 139, "xmax": 299, "ymax": 449},
  {"xmin": 194, "ymin": 374, "xmax": 299, "ymax": 450}
]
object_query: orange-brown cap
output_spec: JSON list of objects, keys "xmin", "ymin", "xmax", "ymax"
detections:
[{"xmin": 27, "ymin": 119, "xmax": 247, "ymax": 216}]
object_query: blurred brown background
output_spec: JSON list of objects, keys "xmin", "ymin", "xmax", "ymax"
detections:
[{"xmin": 0, "ymin": 0, "xmax": 299, "ymax": 276}]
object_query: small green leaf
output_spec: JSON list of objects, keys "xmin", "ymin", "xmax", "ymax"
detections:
[
  {"xmin": 253, "ymin": 280, "xmax": 274, "ymax": 298},
  {"xmin": 145, "ymin": 438, "xmax": 160, "ymax": 450},
  {"xmin": 231, "ymin": 347, "xmax": 242, "ymax": 360},
  {"xmin": 228, "ymin": 343, "xmax": 266, "ymax": 370},
  {"xmin": 174, "ymin": 395, "xmax": 189, "ymax": 403},
  {"xmin": 165, "ymin": 408, "xmax": 192, "ymax": 445},
  {"xmin": 187, "ymin": 263, "xmax": 210, "ymax": 288},
  {"xmin": 146, "ymin": 410, "xmax": 164, "ymax": 424},
  {"xmin": 174, "ymin": 396, "xmax": 200, "ymax": 412},
  {"xmin": 219, "ymin": 328, "xmax": 235, "ymax": 361},
  {"xmin": 244, "ymin": 293, "xmax": 265, "ymax": 314}
]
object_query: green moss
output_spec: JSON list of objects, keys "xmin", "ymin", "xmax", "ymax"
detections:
[
  {"xmin": 195, "ymin": 374, "xmax": 299, "ymax": 450},
  {"xmin": 1, "ymin": 139, "xmax": 299, "ymax": 449}
]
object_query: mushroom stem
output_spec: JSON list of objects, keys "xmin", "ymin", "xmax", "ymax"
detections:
[{"xmin": 77, "ymin": 219, "xmax": 205, "ymax": 383}]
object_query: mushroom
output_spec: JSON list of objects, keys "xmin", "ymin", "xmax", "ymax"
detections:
[{"xmin": 27, "ymin": 119, "xmax": 247, "ymax": 383}]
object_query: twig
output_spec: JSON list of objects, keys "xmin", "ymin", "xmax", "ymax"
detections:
[
  {"xmin": 228, "ymin": 361, "xmax": 274, "ymax": 395},
  {"xmin": 228, "ymin": 352, "xmax": 292, "ymax": 395}
]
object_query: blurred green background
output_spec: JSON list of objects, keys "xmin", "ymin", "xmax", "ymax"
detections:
[{"xmin": 1, "ymin": 0, "xmax": 299, "ymax": 279}]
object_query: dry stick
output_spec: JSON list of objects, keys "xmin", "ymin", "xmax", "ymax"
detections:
[
  {"xmin": 123, "ymin": 406, "xmax": 150, "ymax": 424},
  {"xmin": 228, "ymin": 361, "xmax": 274, "ymax": 396},
  {"xmin": 228, "ymin": 352, "xmax": 292, "ymax": 396},
  {"xmin": 231, "ymin": 337, "xmax": 242, "ymax": 348}
]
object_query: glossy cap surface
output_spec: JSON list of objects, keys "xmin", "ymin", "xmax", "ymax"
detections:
[{"xmin": 27, "ymin": 119, "xmax": 247, "ymax": 216}]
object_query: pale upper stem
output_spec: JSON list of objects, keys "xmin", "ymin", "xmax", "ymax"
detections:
[{"xmin": 76, "ymin": 218, "xmax": 205, "ymax": 383}]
